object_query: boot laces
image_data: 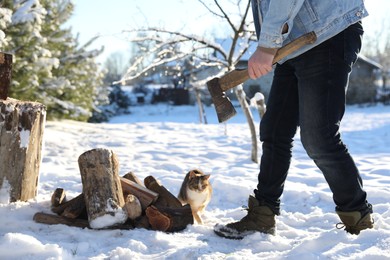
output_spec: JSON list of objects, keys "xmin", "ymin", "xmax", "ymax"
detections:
[{"xmin": 336, "ymin": 218, "xmax": 374, "ymax": 234}]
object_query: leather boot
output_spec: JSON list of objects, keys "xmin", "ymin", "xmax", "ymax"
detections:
[
  {"xmin": 214, "ymin": 195, "xmax": 276, "ymax": 239},
  {"xmin": 336, "ymin": 209, "xmax": 373, "ymax": 235}
]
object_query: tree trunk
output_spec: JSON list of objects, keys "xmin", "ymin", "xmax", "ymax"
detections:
[
  {"xmin": 0, "ymin": 98, "xmax": 46, "ymax": 202},
  {"xmin": 194, "ymin": 87, "xmax": 207, "ymax": 124},
  {"xmin": 235, "ymin": 85, "xmax": 258, "ymax": 163},
  {"xmin": 0, "ymin": 52, "xmax": 12, "ymax": 100},
  {"xmin": 78, "ymin": 148, "xmax": 127, "ymax": 229},
  {"xmin": 254, "ymin": 92, "xmax": 266, "ymax": 119}
]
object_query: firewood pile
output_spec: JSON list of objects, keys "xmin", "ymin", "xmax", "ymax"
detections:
[{"xmin": 33, "ymin": 148, "xmax": 193, "ymax": 232}]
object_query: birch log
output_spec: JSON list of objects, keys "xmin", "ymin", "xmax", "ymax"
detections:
[{"xmin": 78, "ymin": 148, "xmax": 127, "ymax": 229}]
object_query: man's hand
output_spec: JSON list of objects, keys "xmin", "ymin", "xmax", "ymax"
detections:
[{"xmin": 248, "ymin": 47, "xmax": 277, "ymax": 79}]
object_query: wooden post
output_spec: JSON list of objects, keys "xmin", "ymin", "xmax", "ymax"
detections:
[
  {"xmin": 78, "ymin": 148, "xmax": 128, "ymax": 229},
  {"xmin": 0, "ymin": 52, "xmax": 12, "ymax": 100},
  {"xmin": 0, "ymin": 98, "xmax": 46, "ymax": 202}
]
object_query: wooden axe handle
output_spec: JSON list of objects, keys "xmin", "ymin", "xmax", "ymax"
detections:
[{"xmin": 219, "ymin": 31, "xmax": 317, "ymax": 91}]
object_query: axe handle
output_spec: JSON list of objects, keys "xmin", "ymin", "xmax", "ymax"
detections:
[{"xmin": 219, "ymin": 31, "xmax": 317, "ymax": 91}]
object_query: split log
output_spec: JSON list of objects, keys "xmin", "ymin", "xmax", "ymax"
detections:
[
  {"xmin": 61, "ymin": 195, "xmax": 87, "ymax": 219},
  {"xmin": 33, "ymin": 212, "xmax": 134, "ymax": 230},
  {"xmin": 145, "ymin": 204, "xmax": 193, "ymax": 232},
  {"xmin": 51, "ymin": 188, "xmax": 67, "ymax": 207},
  {"xmin": 78, "ymin": 148, "xmax": 127, "ymax": 229},
  {"xmin": 134, "ymin": 215, "xmax": 150, "ymax": 229},
  {"xmin": 0, "ymin": 98, "xmax": 46, "ymax": 202},
  {"xmin": 0, "ymin": 52, "xmax": 12, "ymax": 100},
  {"xmin": 122, "ymin": 171, "xmax": 144, "ymax": 186},
  {"xmin": 51, "ymin": 193, "xmax": 85, "ymax": 216},
  {"xmin": 34, "ymin": 212, "xmax": 89, "ymax": 229},
  {"xmin": 120, "ymin": 177, "xmax": 158, "ymax": 210},
  {"xmin": 144, "ymin": 176, "xmax": 182, "ymax": 208},
  {"xmin": 123, "ymin": 194, "xmax": 142, "ymax": 220},
  {"xmin": 145, "ymin": 206, "xmax": 170, "ymax": 231}
]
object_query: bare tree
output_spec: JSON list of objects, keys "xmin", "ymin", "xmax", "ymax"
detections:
[
  {"xmin": 103, "ymin": 52, "xmax": 128, "ymax": 86},
  {"xmin": 120, "ymin": 0, "xmax": 260, "ymax": 163}
]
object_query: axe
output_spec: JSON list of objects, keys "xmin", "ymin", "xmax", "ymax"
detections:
[{"xmin": 207, "ymin": 31, "xmax": 317, "ymax": 123}]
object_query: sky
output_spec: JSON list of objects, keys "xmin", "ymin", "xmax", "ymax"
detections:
[
  {"xmin": 67, "ymin": 0, "xmax": 390, "ymax": 64},
  {"xmin": 0, "ymin": 103, "xmax": 389, "ymax": 259}
]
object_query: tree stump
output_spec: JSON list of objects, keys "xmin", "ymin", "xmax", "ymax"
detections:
[
  {"xmin": 78, "ymin": 148, "xmax": 127, "ymax": 229},
  {"xmin": 0, "ymin": 52, "xmax": 12, "ymax": 100},
  {"xmin": 0, "ymin": 98, "xmax": 46, "ymax": 202}
]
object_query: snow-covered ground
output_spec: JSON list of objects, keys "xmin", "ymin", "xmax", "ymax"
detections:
[{"xmin": 0, "ymin": 103, "xmax": 389, "ymax": 259}]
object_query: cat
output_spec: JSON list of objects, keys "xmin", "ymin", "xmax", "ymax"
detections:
[{"xmin": 178, "ymin": 169, "xmax": 212, "ymax": 225}]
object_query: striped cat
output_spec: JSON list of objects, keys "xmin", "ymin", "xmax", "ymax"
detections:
[{"xmin": 178, "ymin": 169, "xmax": 212, "ymax": 224}]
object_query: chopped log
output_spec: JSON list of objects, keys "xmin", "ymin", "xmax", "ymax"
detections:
[
  {"xmin": 78, "ymin": 148, "xmax": 127, "ymax": 229},
  {"xmin": 144, "ymin": 176, "xmax": 182, "ymax": 208},
  {"xmin": 0, "ymin": 52, "xmax": 12, "ymax": 100},
  {"xmin": 51, "ymin": 193, "xmax": 84, "ymax": 215},
  {"xmin": 122, "ymin": 171, "xmax": 144, "ymax": 186},
  {"xmin": 123, "ymin": 194, "xmax": 142, "ymax": 220},
  {"xmin": 120, "ymin": 177, "xmax": 158, "ymax": 210},
  {"xmin": 33, "ymin": 212, "xmax": 135, "ymax": 230},
  {"xmin": 145, "ymin": 204, "xmax": 193, "ymax": 232},
  {"xmin": 61, "ymin": 195, "xmax": 87, "ymax": 219},
  {"xmin": 145, "ymin": 206, "xmax": 170, "ymax": 231},
  {"xmin": 51, "ymin": 188, "xmax": 67, "ymax": 207},
  {"xmin": 0, "ymin": 98, "xmax": 46, "ymax": 202},
  {"xmin": 34, "ymin": 212, "xmax": 89, "ymax": 229},
  {"xmin": 134, "ymin": 215, "xmax": 151, "ymax": 229}
]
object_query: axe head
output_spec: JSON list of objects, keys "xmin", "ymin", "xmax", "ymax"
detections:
[{"xmin": 207, "ymin": 77, "xmax": 237, "ymax": 123}]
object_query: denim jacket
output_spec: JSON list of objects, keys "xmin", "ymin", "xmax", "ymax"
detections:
[{"xmin": 251, "ymin": 0, "xmax": 368, "ymax": 63}]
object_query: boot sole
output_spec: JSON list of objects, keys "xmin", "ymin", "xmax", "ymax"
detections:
[{"xmin": 214, "ymin": 224, "xmax": 255, "ymax": 240}]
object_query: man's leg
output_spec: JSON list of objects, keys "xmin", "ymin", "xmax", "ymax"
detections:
[
  {"xmin": 294, "ymin": 22, "xmax": 372, "ymax": 234},
  {"xmin": 254, "ymin": 61, "xmax": 301, "ymax": 215},
  {"xmin": 214, "ymin": 61, "xmax": 301, "ymax": 239}
]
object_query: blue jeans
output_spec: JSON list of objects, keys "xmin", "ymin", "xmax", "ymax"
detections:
[{"xmin": 254, "ymin": 22, "xmax": 371, "ymax": 215}]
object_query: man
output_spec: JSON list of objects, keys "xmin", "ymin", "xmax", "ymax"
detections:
[{"xmin": 214, "ymin": 0, "xmax": 373, "ymax": 239}]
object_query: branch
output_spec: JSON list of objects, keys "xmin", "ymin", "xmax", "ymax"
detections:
[{"xmin": 125, "ymin": 28, "xmax": 229, "ymax": 60}]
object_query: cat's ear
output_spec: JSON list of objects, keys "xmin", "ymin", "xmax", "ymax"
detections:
[
  {"xmin": 203, "ymin": 174, "xmax": 211, "ymax": 180},
  {"xmin": 188, "ymin": 170, "xmax": 197, "ymax": 179}
]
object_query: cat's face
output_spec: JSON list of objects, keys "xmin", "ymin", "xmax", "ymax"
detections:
[{"xmin": 187, "ymin": 170, "xmax": 210, "ymax": 192}]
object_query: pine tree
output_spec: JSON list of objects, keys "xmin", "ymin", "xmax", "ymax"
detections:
[{"xmin": 1, "ymin": 0, "xmax": 104, "ymax": 121}]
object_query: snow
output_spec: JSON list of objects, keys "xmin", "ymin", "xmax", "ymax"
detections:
[
  {"xmin": 89, "ymin": 199, "xmax": 128, "ymax": 229},
  {"xmin": 0, "ymin": 103, "xmax": 389, "ymax": 259},
  {"xmin": 0, "ymin": 179, "xmax": 11, "ymax": 204},
  {"xmin": 19, "ymin": 129, "xmax": 30, "ymax": 148}
]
